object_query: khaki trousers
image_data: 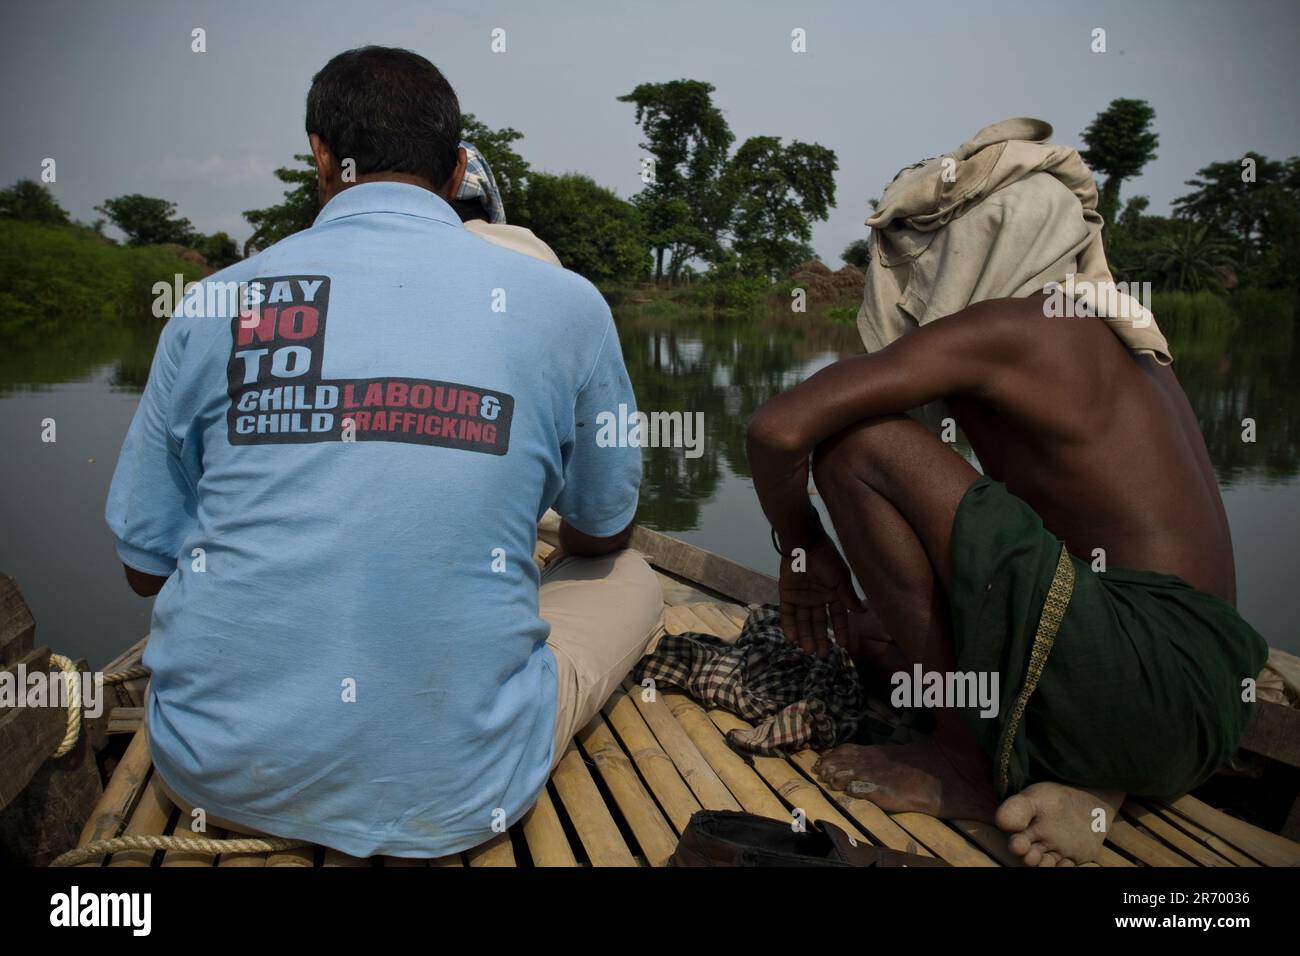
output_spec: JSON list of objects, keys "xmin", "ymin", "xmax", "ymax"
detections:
[{"xmin": 157, "ymin": 547, "xmax": 665, "ymax": 838}]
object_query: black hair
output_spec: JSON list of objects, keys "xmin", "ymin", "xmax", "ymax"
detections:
[{"xmin": 306, "ymin": 46, "xmax": 461, "ymax": 188}]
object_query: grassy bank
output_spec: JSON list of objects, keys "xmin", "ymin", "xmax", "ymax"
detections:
[{"xmin": 0, "ymin": 220, "xmax": 205, "ymax": 341}]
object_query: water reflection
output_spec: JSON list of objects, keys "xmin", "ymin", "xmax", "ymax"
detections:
[{"xmin": 0, "ymin": 302, "xmax": 1296, "ymax": 660}]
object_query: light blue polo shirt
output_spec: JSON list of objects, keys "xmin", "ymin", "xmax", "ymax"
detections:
[{"xmin": 105, "ymin": 182, "xmax": 641, "ymax": 858}]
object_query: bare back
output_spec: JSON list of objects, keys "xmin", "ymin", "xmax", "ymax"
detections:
[{"xmin": 947, "ymin": 297, "xmax": 1237, "ymax": 604}]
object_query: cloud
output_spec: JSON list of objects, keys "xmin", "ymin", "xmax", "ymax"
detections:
[{"xmin": 149, "ymin": 154, "xmax": 277, "ymax": 187}]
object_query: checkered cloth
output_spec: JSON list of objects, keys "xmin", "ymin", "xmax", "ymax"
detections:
[
  {"xmin": 633, "ymin": 605, "xmax": 867, "ymax": 756},
  {"xmin": 456, "ymin": 140, "xmax": 506, "ymax": 224}
]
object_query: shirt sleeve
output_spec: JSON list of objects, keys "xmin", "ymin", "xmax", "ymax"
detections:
[
  {"xmin": 105, "ymin": 320, "xmax": 198, "ymax": 576},
  {"xmin": 551, "ymin": 317, "xmax": 642, "ymax": 537}
]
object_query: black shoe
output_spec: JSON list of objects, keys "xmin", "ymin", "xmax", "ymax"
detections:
[{"xmin": 667, "ymin": 809, "xmax": 948, "ymax": 867}]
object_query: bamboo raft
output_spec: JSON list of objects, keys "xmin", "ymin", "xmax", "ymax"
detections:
[{"xmin": 73, "ymin": 525, "xmax": 1300, "ymax": 868}]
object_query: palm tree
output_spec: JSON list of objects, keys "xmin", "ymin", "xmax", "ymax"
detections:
[{"xmin": 1144, "ymin": 224, "xmax": 1237, "ymax": 293}]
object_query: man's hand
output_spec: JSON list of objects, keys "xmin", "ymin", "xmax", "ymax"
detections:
[{"xmin": 778, "ymin": 533, "xmax": 863, "ymax": 658}]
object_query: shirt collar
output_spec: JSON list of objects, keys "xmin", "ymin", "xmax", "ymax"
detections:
[{"xmin": 313, "ymin": 181, "xmax": 463, "ymax": 229}]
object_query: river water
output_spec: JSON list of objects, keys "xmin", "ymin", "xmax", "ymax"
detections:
[{"xmin": 1, "ymin": 305, "xmax": 1295, "ymax": 665}]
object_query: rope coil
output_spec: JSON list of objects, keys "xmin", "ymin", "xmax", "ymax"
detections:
[{"xmin": 51, "ymin": 835, "xmax": 312, "ymax": 868}]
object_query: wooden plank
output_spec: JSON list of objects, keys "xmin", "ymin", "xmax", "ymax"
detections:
[
  {"xmin": 662, "ymin": 605, "xmax": 709, "ymax": 636},
  {"xmin": 1106, "ymin": 819, "xmax": 1194, "ymax": 867},
  {"xmin": 577, "ymin": 714, "xmax": 678, "ymax": 866},
  {"xmin": 1161, "ymin": 794, "xmax": 1300, "ymax": 867},
  {"xmin": 1138, "ymin": 801, "xmax": 1259, "ymax": 867},
  {"xmin": 688, "ymin": 603, "xmax": 743, "ymax": 641},
  {"xmin": 0, "ymin": 575, "xmax": 36, "ymax": 667},
  {"xmin": 602, "ymin": 687, "xmax": 701, "ymax": 833},
  {"xmin": 1123, "ymin": 803, "xmax": 1235, "ymax": 867},
  {"xmin": 1238, "ymin": 700, "xmax": 1300, "ymax": 768},
  {"xmin": 520, "ymin": 787, "xmax": 578, "ymax": 867},
  {"xmin": 719, "ymin": 604, "xmax": 752, "ymax": 630},
  {"xmin": 629, "ymin": 526, "xmax": 779, "ymax": 606},
  {"xmin": 101, "ymin": 636, "xmax": 148, "ymax": 676},
  {"xmin": 888, "ymin": 811, "xmax": 1000, "ymax": 867},
  {"xmin": 1097, "ymin": 846, "xmax": 1136, "ymax": 867},
  {"xmin": 660, "ymin": 691, "xmax": 787, "ymax": 820},
  {"xmin": 550, "ymin": 743, "xmax": 637, "ymax": 867},
  {"xmin": 707, "ymin": 709, "xmax": 869, "ymax": 842},
  {"xmin": 107, "ymin": 775, "xmax": 175, "ymax": 867},
  {"xmin": 107, "ymin": 706, "xmax": 145, "ymax": 736},
  {"xmin": 0, "ymin": 647, "xmax": 65, "ymax": 808},
  {"xmin": 466, "ymin": 830, "xmax": 517, "ymax": 867},
  {"xmin": 656, "ymin": 572, "xmax": 720, "ymax": 607},
  {"xmin": 431, "ymin": 853, "xmax": 465, "ymax": 867},
  {"xmin": 323, "ymin": 847, "xmax": 371, "ymax": 867},
  {"xmin": 786, "ymin": 750, "xmax": 935, "ymax": 856},
  {"xmin": 624, "ymin": 679, "xmax": 741, "ymax": 813},
  {"xmin": 78, "ymin": 726, "xmax": 153, "ymax": 851}
]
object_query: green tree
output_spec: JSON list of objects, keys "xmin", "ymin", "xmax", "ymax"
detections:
[
  {"xmin": 1142, "ymin": 223, "xmax": 1236, "ymax": 293},
  {"xmin": 191, "ymin": 230, "xmax": 241, "ymax": 269},
  {"xmin": 515, "ymin": 173, "xmax": 649, "ymax": 281},
  {"xmin": 95, "ymin": 194, "xmax": 195, "ymax": 246},
  {"xmin": 726, "ymin": 137, "xmax": 837, "ymax": 278},
  {"xmin": 243, "ymin": 154, "xmax": 319, "ymax": 254},
  {"xmin": 1173, "ymin": 153, "xmax": 1300, "ymax": 287},
  {"xmin": 618, "ymin": 80, "xmax": 735, "ymax": 281},
  {"xmin": 841, "ymin": 238, "xmax": 870, "ymax": 269},
  {"xmin": 0, "ymin": 179, "xmax": 70, "ymax": 225},
  {"xmin": 460, "ymin": 112, "xmax": 530, "ymax": 219},
  {"xmin": 1080, "ymin": 98, "xmax": 1159, "ymax": 228}
]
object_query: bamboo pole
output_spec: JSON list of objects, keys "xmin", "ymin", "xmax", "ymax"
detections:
[
  {"xmin": 1136, "ymin": 800, "xmax": 1257, "ymax": 866},
  {"xmin": 1106, "ymin": 819, "xmax": 1195, "ymax": 866},
  {"xmin": 786, "ymin": 749, "xmax": 934, "ymax": 855},
  {"xmin": 106, "ymin": 775, "xmax": 175, "ymax": 867},
  {"xmin": 624, "ymin": 679, "xmax": 741, "ymax": 813},
  {"xmin": 1121, "ymin": 804, "xmax": 1233, "ymax": 867},
  {"xmin": 660, "ymin": 690, "xmax": 787, "ymax": 820},
  {"xmin": 1162, "ymin": 794, "xmax": 1300, "ymax": 866},
  {"xmin": 521, "ymin": 786, "xmax": 578, "ymax": 867},
  {"xmin": 602, "ymin": 687, "xmax": 700, "ymax": 833},
  {"xmin": 465, "ymin": 829, "xmax": 516, "ymax": 867},
  {"xmin": 707, "ymin": 709, "xmax": 869, "ymax": 842},
  {"xmin": 550, "ymin": 743, "xmax": 636, "ymax": 866},
  {"xmin": 76, "ymin": 725, "xmax": 153, "ymax": 856},
  {"xmin": 577, "ymin": 715, "xmax": 678, "ymax": 866}
]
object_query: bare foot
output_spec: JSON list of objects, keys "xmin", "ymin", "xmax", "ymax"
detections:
[
  {"xmin": 813, "ymin": 739, "xmax": 998, "ymax": 821},
  {"xmin": 995, "ymin": 782, "xmax": 1124, "ymax": 867}
]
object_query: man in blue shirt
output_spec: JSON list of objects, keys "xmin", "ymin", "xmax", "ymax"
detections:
[{"xmin": 106, "ymin": 47, "xmax": 662, "ymax": 858}]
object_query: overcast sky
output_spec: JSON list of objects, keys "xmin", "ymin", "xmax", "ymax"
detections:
[{"xmin": 3, "ymin": 0, "xmax": 1298, "ymax": 264}]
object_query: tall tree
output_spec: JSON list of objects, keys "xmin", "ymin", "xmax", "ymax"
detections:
[
  {"xmin": 618, "ymin": 80, "xmax": 734, "ymax": 281},
  {"xmin": 1080, "ymin": 98, "xmax": 1159, "ymax": 228},
  {"xmin": 460, "ymin": 112, "xmax": 530, "ymax": 219},
  {"xmin": 0, "ymin": 179, "xmax": 70, "ymax": 225},
  {"xmin": 515, "ymin": 173, "xmax": 649, "ymax": 281},
  {"xmin": 243, "ymin": 154, "xmax": 319, "ymax": 254},
  {"xmin": 95, "ymin": 194, "xmax": 195, "ymax": 246},
  {"xmin": 1173, "ymin": 153, "xmax": 1300, "ymax": 258},
  {"xmin": 726, "ymin": 137, "xmax": 837, "ymax": 278}
]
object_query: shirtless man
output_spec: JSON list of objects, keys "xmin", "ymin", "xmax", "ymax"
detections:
[{"xmin": 745, "ymin": 294, "xmax": 1267, "ymax": 866}]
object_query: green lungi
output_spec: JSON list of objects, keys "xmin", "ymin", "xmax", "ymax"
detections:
[{"xmin": 949, "ymin": 477, "xmax": 1269, "ymax": 799}]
